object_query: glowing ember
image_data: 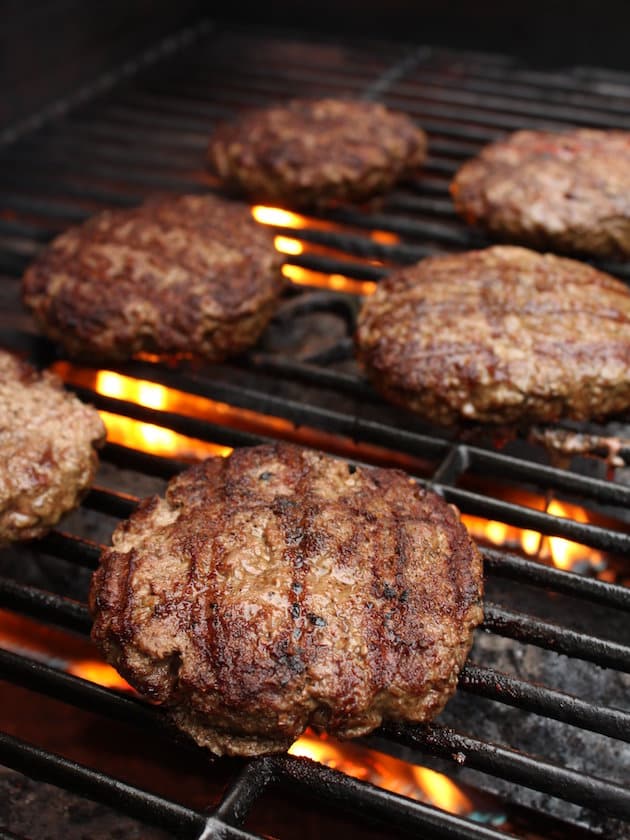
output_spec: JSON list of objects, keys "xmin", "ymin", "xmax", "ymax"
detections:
[
  {"xmin": 290, "ymin": 731, "xmax": 471, "ymax": 814},
  {"xmin": 281, "ymin": 263, "xmax": 377, "ymax": 295}
]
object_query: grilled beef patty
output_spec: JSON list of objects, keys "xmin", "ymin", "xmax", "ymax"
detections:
[
  {"xmin": 0, "ymin": 350, "xmax": 105, "ymax": 545},
  {"xmin": 208, "ymin": 99, "xmax": 427, "ymax": 207},
  {"xmin": 451, "ymin": 129, "xmax": 630, "ymax": 258},
  {"xmin": 356, "ymin": 245, "xmax": 630, "ymax": 427},
  {"xmin": 22, "ymin": 194, "xmax": 283, "ymax": 362},
  {"xmin": 90, "ymin": 443, "xmax": 483, "ymax": 756}
]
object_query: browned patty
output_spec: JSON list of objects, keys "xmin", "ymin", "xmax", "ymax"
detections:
[
  {"xmin": 0, "ymin": 350, "xmax": 105, "ymax": 545},
  {"xmin": 22, "ymin": 194, "xmax": 284, "ymax": 362},
  {"xmin": 356, "ymin": 245, "xmax": 630, "ymax": 427},
  {"xmin": 208, "ymin": 99, "xmax": 427, "ymax": 207},
  {"xmin": 451, "ymin": 129, "xmax": 630, "ymax": 258},
  {"xmin": 90, "ymin": 443, "xmax": 483, "ymax": 757}
]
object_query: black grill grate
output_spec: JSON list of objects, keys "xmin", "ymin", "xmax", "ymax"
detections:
[{"xmin": 1, "ymin": 18, "xmax": 630, "ymax": 840}]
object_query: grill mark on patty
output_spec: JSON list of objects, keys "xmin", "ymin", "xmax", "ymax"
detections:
[{"xmin": 271, "ymin": 492, "xmax": 308, "ymax": 682}]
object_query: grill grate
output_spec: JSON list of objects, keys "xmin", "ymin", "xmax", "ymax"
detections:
[{"xmin": 1, "ymin": 18, "xmax": 630, "ymax": 840}]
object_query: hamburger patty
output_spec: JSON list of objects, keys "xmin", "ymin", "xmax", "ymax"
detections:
[
  {"xmin": 22, "ymin": 194, "xmax": 284, "ymax": 362},
  {"xmin": 356, "ymin": 245, "xmax": 630, "ymax": 427},
  {"xmin": 90, "ymin": 443, "xmax": 483, "ymax": 756},
  {"xmin": 0, "ymin": 350, "xmax": 105, "ymax": 545},
  {"xmin": 208, "ymin": 99, "xmax": 427, "ymax": 207},
  {"xmin": 451, "ymin": 129, "xmax": 630, "ymax": 258}
]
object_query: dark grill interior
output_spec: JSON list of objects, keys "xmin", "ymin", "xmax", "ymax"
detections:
[{"xmin": 1, "ymin": 19, "xmax": 630, "ymax": 840}]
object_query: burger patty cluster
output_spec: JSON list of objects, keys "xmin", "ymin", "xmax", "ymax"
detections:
[{"xmin": 21, "ymin": 98, "xmax": 628, "ymax": 761}]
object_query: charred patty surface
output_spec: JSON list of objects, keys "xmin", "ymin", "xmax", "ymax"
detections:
[
  {"xmin": 356, "ymin": 245, "xmax": 630, "ymax": 427},
  {"xmin": 208, "ymin": 99, "xmax": 427, "ymax": 207},
  {"xmin": 22, "ymin": 194, "xmax": 283, "ymax": 362},
  {"xmin": 0, "ymin": 350, "xmax": 105, "ymax": 545},
  {"xmin": 90, "ymin": 443, "xmax": 483, "ymax": 756},
  {"xmin": 451, "ymin": 129, "xmax": 630, "ymax": 258}
]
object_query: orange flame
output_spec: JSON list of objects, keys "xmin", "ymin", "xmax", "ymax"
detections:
[
  {"xmin": 0, "ymin": 611, "xmax": 131, "ymax": 691},
  {"xmin": 290, "ymin": 731, "xmax": 471, "ymax": 814},
  {"xmin": 274, "ymin": 235, "xmax": 304, "ymax": 256},
  {"xmin": 67, "ymin": 660, "xmax": 132, "ymax": 691},
  {"xmin": 252, "ymin": 204, "xmax": 389, "ymax": 295},
  {"xmin": 281, "ymin": 263, "xmax": 377, "ymax": 295},
  {"xmin": 462, "ymin": 498, "xmax": 605, "ymax": 572},
  {"xmin": 53, "ymin": 365, "xmax": 432, "ymax": 475},
  {"xmin": 252, "ymin": 206, "xmax": 309, "ymax": 229}
]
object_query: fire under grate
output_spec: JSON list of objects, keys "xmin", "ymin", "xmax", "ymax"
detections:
[{"xmin": 1, "ymin": 18, "xmax": 630, "ymax": 840}]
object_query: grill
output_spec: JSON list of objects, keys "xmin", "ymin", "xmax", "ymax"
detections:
[{"xmin": 1, "ymin": 18, "xmax": 630, "ymax": 840}]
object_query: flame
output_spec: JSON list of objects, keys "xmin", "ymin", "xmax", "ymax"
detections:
[
  {"xmin": 290, "ymin": 731, "xmax": 471, "ymax": 814},
  {"xmin": 462, "ymin": 497, "xmax": 605, "ymax": 572},
  {"xmin": 67, "ymin": 660, "xmax": 132, "ymax": 691},
  {"xmin": 371, "ymin": 230, "xmax": 400, "ymax": 245},
  {"xmin": 99, "ymin": 410, "xmax": 232, "ymax": 461},
  {"xmin": 0, "ymin": 611, "xmax": 130, "ymax": 691},
  {"xmin": 252, "ymin": 206, "xmax": 309, "ymax": 228},
  {"xmin": 253, "ymin": 203, "xmax": 391, "ymax": 294},
  {"xmin": 55, "ymin": 365, "xmax": 431, "ymax": 474},
  {"xmin": 274, "ymin": 235, "xmax": 304, "ymax": 256},
  {"xmin": 281, "ymin": 263, "xmax": 377, "ymax": 295},
  {"xmin": 545, "ymin": 500, "xmax": 603, "ymax": 571}
]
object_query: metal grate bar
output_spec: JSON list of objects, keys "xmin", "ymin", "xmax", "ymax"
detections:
[
  {"xmin": 464, "ymin": 447, "xmax": 630, "ymax": 506},
  {"xmin": 34, "ymin": 531, "xmax": 102, "ymax": 570},
  {"xmin": 247, "ymin": 353, "xmax": 373, "ymax": 399},
  {"xmin": 420, "ymin": 58, "xmax": 630, "ymax": 98},
  {"xmin": 72, "ymin": 387, "xmax": 268, "ymax": 451},
  {"xmin": 0, "ymin": 579, "xmax": 91, "ymax": 635},
  {"xmin": 0, "ymin": 731, "xmax": 214, "ymax": 839},
  {"xmin": 483, "ymin": 602, "xmax": 630, "ymax": 671},
  {"xmin": 102, "ymin": 441, "xmax": 185, "ymax": 479},
  {"xmin": 80, "ymin": 361, "xmax": 451, "ymax": 460},
  {"xmin": 398, "ymin": 71, "xmax": 630, "ymax": 117},
  {"xmin": 460, "ymin": 663, "xmax": 630, "ymax": 742},
  {"xmin": 482, "ymin": 549, "xmax": 630, "ymax": 611},
  {"xmin": 385, "ymin": 85, "xmax": 630, "ymax": 130},
  {"xmin": 441, "ymin": 487, "xmax": 630, "ymax": 554},
  {"xmin": 270, "ymin": 753, "xmax": 518, "ymax": 840},
  {"xmin": 0, "ymin": 649, "xmax": 166, "ymax": 735},
  {"xmin": 214, "ymin": 760, "xmax": 274, "ymax": 828},
  {"xmin": 379, "ymin": 722, "xmax": 630, "ymax": 821},
  {"xmin": 0, "ymin": 172, "xmax": 141, "ymax": 208},
  {"xmin": 83, "ymin": 485, "xmax": 140, "ymax": 519}
]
